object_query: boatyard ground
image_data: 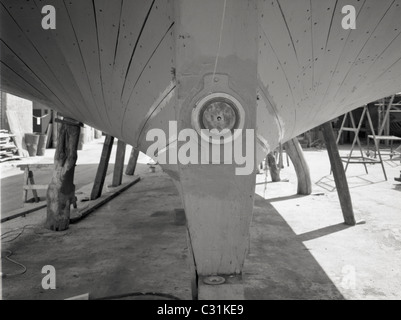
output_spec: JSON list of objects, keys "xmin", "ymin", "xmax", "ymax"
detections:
[{"xmin": 1, "ymin": 137, "xmax": 400, "ymax": 300}]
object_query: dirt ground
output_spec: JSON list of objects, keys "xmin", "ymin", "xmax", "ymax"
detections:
[{"xmin": 1, "ymin": 140, "xmax": 400, "ymax": 300}]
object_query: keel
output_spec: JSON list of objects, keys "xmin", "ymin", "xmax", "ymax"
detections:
[{"xmin": 174, "ymin": 0, "xmax": 258, "ymax": 299}]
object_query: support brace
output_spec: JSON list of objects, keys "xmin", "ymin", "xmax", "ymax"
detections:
[
  {"xmin": 45, "ymin": 118, "xmax": 80, "ymax": 231},
  {"xmin": 321, "ymin": 121, "xmax": 356, "ymax": 226}
]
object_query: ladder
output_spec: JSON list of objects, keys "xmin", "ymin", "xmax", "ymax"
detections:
[
  {"xmin": 336, "ymin": 105, "xmax": 387, "ymax": 180},
  {"xmin": 369, "ymin": 95, "xmax": 401, "ymax": 160}
]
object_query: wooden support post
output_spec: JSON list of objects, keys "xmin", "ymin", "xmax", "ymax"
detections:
[
  {"xmin": 51, "ymin": 111, "xmax": 58, "ymax": 149},
  {"xmin": 125, "ymin": 148, "xmax": 139, "ymax": 176},
  {"xmin": 90, "ymin": 135, "xmax": 114, "ymax": 200},
  {"xmin": 267, "ymin": 152, "xmax": 281, "ymax": 182},
  {"xmin": 278, "ymin": 143, "xmax": 284, "ymax": 169},
  {"xmin": 28, "ymin": 170, "xmax": 40, "ymax": 202},
  {"xmin": 45, "ymin": 118, "xmax": 80, "ymax": 231},
  {"xmin": 111, "ymin": 140, "xmax": 126, "ymax": 187},
  {"xmin": 22, "ymin": 167, "xmax": 29, "ymax": 204},
  {"xmin": 284, "ymin": 138, "xmax": 312, "ymax": 195},
  {"xmin": 321, "ymin": 121, "xmax": 356, "ymax": 226}
]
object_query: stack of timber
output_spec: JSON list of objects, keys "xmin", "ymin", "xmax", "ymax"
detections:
[{"xmin": 0, "ymin": 129, "xmax": 20, "ymax": 162}]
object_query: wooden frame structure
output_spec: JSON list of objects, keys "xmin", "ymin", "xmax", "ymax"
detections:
[{"xmin": 336, "ymin": 106, "xmax": 387, "ymax": 180}]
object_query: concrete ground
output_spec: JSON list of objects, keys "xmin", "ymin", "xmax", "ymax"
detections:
[{"xmin": 1, "ymin": 139, "xmax": 400, "ymax": 300}]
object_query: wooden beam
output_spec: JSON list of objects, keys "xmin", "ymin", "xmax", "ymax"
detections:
[
  {"xmin": 55, "ymin": 117, "xmax": 84, "ymax": 127},
  {"xmin": 321, "ymin": 121, "xmax": 356, "ymax": 226},
  {"xmin": 125, "ymin": 148, "xmax": 139, "ymax": 175},
  {"xmin": 71, "ymin": 176, "xmax": 140, "ymax": 224},
  {"xmin": 27, "ymin": 171, "xmax": 40, "ymax": 202},
  {"xmin": 111, "ymin": 140, "xmax": 126, "ymax": 187},
  {"xmin": 90, "ymin": 135, "xmax": 114, "ymax": 200},
  {"xmin": 1, "ymin": 91, "xmax": 7, "ymax": 130},
  {"xmin": 45, "ymin": 119, "xmax": 81, "ymax": 231},
  {"xmin": 22, "ymin": 167, "xmax": 29, "ymax": 204},
  {"xmin": 23, "ymin": 184, "xmax": 48, "ymax": 190},
  {"xmin": 284, "ymin": 138, "xmax": 312, "ymax": 195},
  {"xmin": 1, "ymin": 203, "xmax": 47, "ymax": 223},
  {"xmin": 267, "ymin": 152, "xmax": 281, "ymax": 182},
  {"xmin": 45, "ymin": 123, "xmax": 53, "ymax": 148},
  {"xmin": 379, "ymin": 95, "xmax": 395, "ymax": 136},
  {"xmin": 51, "ymin": 111, "xmax": 58, "ymax": 149}
]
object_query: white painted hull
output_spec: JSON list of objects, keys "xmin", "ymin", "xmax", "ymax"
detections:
[{"xmin": 1, "ymin": 0, "xmax": 400, "ymax": 159}]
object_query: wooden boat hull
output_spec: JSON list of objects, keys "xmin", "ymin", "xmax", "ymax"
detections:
[
  {"xmin": 2, "ymin": 0, "xmax": 401, "ymax": 298},
  {"xmin": 2, "ymin": 0, "xmax": 401, "ymax": 158}
]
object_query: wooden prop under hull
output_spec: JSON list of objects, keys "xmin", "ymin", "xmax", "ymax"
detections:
[{"xmin": 2, "ymin": 0, "xmax": 401, "ymax": 298}]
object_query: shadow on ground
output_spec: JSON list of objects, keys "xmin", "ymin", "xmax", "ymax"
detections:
[{"xmin": 244, "ymin": 194, "xmax": 344, "ymax": 300}]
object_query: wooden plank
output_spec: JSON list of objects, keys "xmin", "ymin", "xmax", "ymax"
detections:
[
  {"xmin": 71, "ymin": 176, "xmax": 140, "ymax": 224},
  {"xmin": 90, "ymin": 135, "xmax": 114, "ymax": 200},
  {"xmin": 28, "ymin": 170, "xmax": 40, "ymax": 202},
  {"xmin": 121, "ymin": 4, "xmax": 175, "ymax": 143},
  {"xmin": 92, "ymin": 0, "xmax": 123, "ymax": 130},
  {"xmin": 255, "ymin": 87, "xmax": 283, "ymax": 161},
  {"xmin": 64, "ymin": 293, "xmax": 90, "ymax": 301},
  {"xmin": 0, "ymin": 144, "xmax": 17, "ymax": 150},
  {"xmin": 107, "ymin": 0, "xmax": 154, "ymax": 131},
  {"xmin": 336, "ymin": 1, "xmax": 401, "ymax": 110},
  {"xmin": 0, "ymin": 156, "xmax": 21, "ymax": 162},
  {"xmin": 0, "ymin": 40, "xmax": 62, "ymax": 107},
  {"xmin": 17, "ymin": 164, "xmax": 53, "ymax": 170},
  {"xmin": 0, "ymin": 1, "xmax": 86, "ymax": 120},
  {"xmin": 0, "ymin": 59, "xmax": 49, "ymax": 105},
  {"xmin": 326, "ymin": 0, "xmax": 393, "ymax": 104},
  {"xmin": 379, "ymin": 95, "xmax": 395, "ymax": 135},
  {"xmin": 2, "ymin": 176, "xmax": 141, "ymax": 224},
  {"xmin": 365, "ymin": 108, "xmax": 388, "ymax": 180},
  {"xmin": 120, "ymin": 0, "xmax": 174, "ymax": 107},
  {"xmin": 284, "ymin": 138, "xmax": 312, "ymax": 195},
  {"xmin": 0, "ymin": 91, "xmax": 6, "ymax": 129},
  {"xmin": 125, "ymin": 148, "xmax": 139, "ymax": 175},
  {"xmin": 51, "ymin": 111, "xmax": 58, "ymax": 149},
  {"xmin": 0, "ymin": 203, "xmax": 47, "ymax": 223},
  {"xmin": 111, "ymin": 139, "xmax": 126, "ymax": 187},
  {"xmin": 321, "ymin": 121, "xmax": 356, "ymax": 226},
  {"xmin": 259, "ymin": 0, "xmax": 309, "ymax": 140},
  {"xmin": 23, "ymin": 185, "xmax": 49, "ymax": 190},
  {"xmin": 55, "ymin": 117, "xmax": 83, "ymax": 127},
  {"xmin": 60, "ymin": 0, "xmax": 109, "ymax": 130},
  {"xmin": 0, "ymin": 0, "xmax": 400, "ymax": 157}
]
